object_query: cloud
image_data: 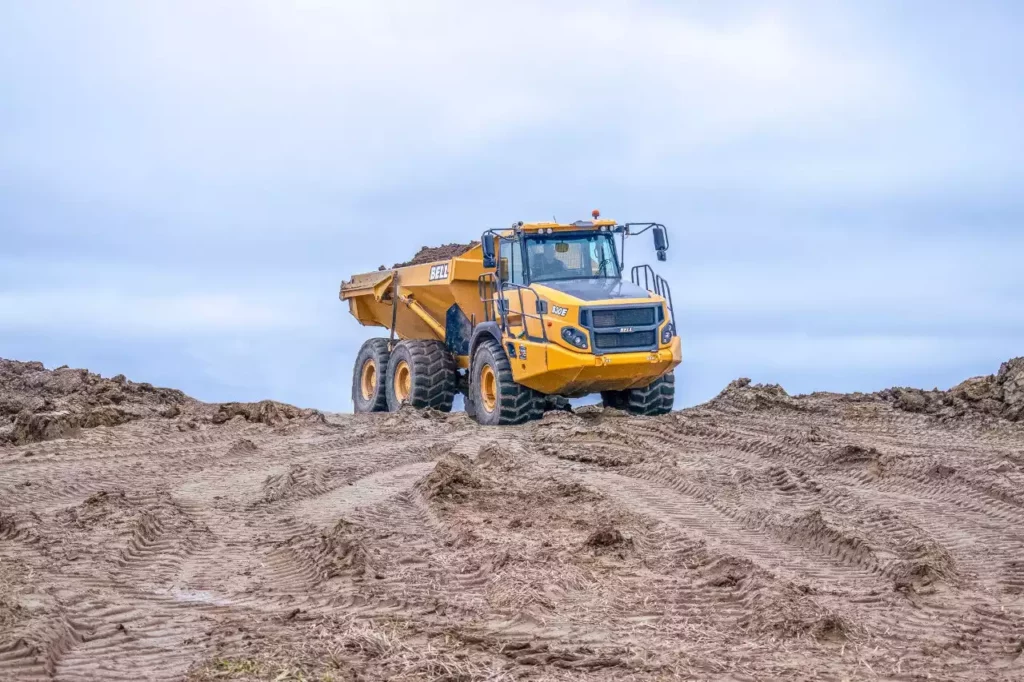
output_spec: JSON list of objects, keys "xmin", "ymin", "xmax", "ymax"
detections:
[
  {"xmin": 1, "ymin": 2, "xmax": 904, "ymax": 207},
  {"xmin": 0, "ymin": 290, "xmax": 317, "ymax": 336},
  {"xmin": 687, "ymin": 332, "xmax": 1013, "ymax": 372}
]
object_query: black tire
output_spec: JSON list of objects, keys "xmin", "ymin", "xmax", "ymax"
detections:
[
  {"xmin": 459, "ymin": 371, "xmax": 478, "ymax": 420},
  {"xmin": 385, "ymin": 340, "xmax": 457, "ymax": 412},
  {"xmin": 470, "ymin": 338, "xmax": 540, "ymax": 426},
  {"xmin": 352, "ymin": 338, "xmax": 391, "ymax": 413},
  {"xmin": 601, "ymin": 372, "xmax": 675, "ymax": 416},
  {"xmin": 543, "ymin": 395, "xmax": 572, "ymax": 413},
  {"xmin": 600, "ymin": 390, "xmax": 627, "ymax": 410}
]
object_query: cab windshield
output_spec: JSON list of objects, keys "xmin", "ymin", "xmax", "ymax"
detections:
[{"xmin": 524, "ymin": 232, "xmax": 620, "ymax": 283}]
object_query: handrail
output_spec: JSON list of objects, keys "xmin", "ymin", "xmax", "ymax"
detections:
[
  {"xmin": 631, "ymin": 265, "xmax": 659, "ymax": 295},
  {"xmin": 477, "ymin": 273, "xmax": 549, "ymax": 343},
  {"xmin": 503, "ymin": 282, "xmax": 549, "ymax": 343},
  {"xmin": 478, "ymin": 273, "xmax": 502, "ymax": 325},
  {"xmin": 631, "ymin": 265, "xmax": 676, "ymax": 326},
  {"xmin": 655, "ymin": 274, "xmax": 675, "ymax": 326}
]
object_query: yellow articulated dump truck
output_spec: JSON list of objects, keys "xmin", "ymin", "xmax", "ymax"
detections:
[{"xmin": 340, "ymin": 212, "xmax": 681, "ymax": 425}]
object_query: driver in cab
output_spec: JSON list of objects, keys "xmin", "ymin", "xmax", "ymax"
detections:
[{"xmin": 529, "ymin": 241, "xmax": 570, "ymax": 280}]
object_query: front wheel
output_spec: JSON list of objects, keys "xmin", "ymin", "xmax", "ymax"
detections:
[
  {"xmin": 470, "ymin": 338, "xmax": 540, "ymax": 425},
  {"xmin": 601, "ymin": 372, "xmax": 675, "ymax": 416}
]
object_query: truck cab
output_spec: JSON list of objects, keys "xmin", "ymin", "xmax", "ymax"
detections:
[{"xmin": 473, "ymin": 217, "xmax": 680, "ymax": 418}]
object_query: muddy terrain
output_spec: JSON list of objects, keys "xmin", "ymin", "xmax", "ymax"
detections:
[{"xmin": 2, "ymin": 359, "xmax": 1023, "ymax": 681}]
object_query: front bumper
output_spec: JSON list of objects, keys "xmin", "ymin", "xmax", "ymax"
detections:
[{"xmin": 511, "ymin": 337, "xmax": 682, "ymax": 395}]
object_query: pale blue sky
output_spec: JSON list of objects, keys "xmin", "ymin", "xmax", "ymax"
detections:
[{"xmin": 1, "ymin": 1, "xmax": 1021, "ymax": 410}]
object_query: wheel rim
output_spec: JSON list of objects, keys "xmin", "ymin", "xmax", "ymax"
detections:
[
  {"xmin": 394, "ymin": 360, "xmax": 411, "ymax": 403},
  {"xmin": 360, "ymin": 359, "xmax": 377, "ymax": 401},
  {"xmin": 480, "ymin": 364, "xmax": 498, "ymax": 413}
]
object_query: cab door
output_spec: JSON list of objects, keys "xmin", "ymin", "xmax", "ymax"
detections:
[{"xmin": 497, "ymin": 238, "xmax": 545, "ymax": 341}]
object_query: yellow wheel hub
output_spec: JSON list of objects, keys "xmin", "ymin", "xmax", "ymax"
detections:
[
  {"xmin": 480, "ymin": 364, "xmax": 498, "ymax": 413},
  {"xmin": 394, "ymin": 360, "xmax": 412, "ymax": 403},
  {"xmin": 360, "ymin": 359, "xmax": 377, "ymax": 401}
]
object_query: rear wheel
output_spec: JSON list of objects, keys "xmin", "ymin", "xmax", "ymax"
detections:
[
  {"xmin": 601, "ymin": 372, "xmax": 675, "ymax": 416},
  {"xmin": 385, "ymin": 340, "xmax": 458, "ymax": 412},
  {"xmin": 352, "ymin": 338, "xmax": 391, "ymax": 413},
  {"xmin": 470, "ymin": 338, "xmax": 540, "ymax": 425}
]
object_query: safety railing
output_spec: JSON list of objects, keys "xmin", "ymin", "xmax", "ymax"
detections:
[
  {"xmin": 631, "ymin": 265, "xmax": 676, "ymax": 325},
  {"xmin": 477, "ymin": 273, "xmax": 549, "ymax": 343}
]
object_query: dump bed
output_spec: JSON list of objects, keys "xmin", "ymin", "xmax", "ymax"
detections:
[{"xmin": 340, "ymin": 243, "xmax": 491, "ymax": 356}]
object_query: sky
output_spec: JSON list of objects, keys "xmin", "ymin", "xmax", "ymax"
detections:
[{"xmin": 1, "ymin": 0, "xmax": 1022, "ymax": 411}]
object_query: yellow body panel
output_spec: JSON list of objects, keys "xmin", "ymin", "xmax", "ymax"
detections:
[
  {"xmin": 340, "ymin": 220, "xmax": 680, "ymax": 396},
  {"xmin": 504, "ymin": 337, "xmax": 681, "ymax": 394}
]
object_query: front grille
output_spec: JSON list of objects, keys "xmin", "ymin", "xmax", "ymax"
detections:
[
  {"xmin": 594, "ymin": 330, "xmax": 656, "ymax": 350},
  {"xmin": 590, "ymin": 307, "xmax": 657, "ymax": 328}
]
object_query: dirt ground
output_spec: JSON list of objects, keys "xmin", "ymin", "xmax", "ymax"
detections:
[{"xmin": 2, "ymin": 359, "xmax": 1024, "ymax": 681}]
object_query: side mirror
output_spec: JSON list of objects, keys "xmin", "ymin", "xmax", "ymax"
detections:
[
  {"xmin": 653, "ymin": 225, "xmax": 668, "ymax": 252},
  {"xmin": 653, "ymin": 225, "xmax": 668, "ymax": 262},
  {"xmin": 482, "ymin": 235, "xmax": 497, "ymax": 269}
]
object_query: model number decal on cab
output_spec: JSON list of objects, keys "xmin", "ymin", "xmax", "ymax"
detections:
[
  {"xmin": 551, "ymin": 305, "xmax": 569, "ymax": 317},
  {"xmin": 428, "ymin": 264, "xmax": 449, "ymax": 281}
]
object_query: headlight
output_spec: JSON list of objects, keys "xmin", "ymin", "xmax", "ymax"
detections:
[
  {"xmin": 561, "ymin": 326, "xmax": 589, "ymax": 349},
  {"xmin": 661, "ymin": 323, "xmax": 674, "ymax": 344}
]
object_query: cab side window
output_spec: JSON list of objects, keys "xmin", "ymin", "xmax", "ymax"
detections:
[{"xmin": 498, "ymin": 239, "xmax": 524, "ymax": 285}]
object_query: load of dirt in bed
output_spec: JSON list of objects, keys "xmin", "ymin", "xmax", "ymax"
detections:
[{"xmin": 391, "ymin": 241, "xmax": 478, "ymax": 268}]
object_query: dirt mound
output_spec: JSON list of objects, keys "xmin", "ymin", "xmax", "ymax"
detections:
[
  {"xmin": 391, "ymin": 241, "xmax": 478, "ymax": 268},
  {"xmin": 706, "ymin": 358, "xmax": 1024, "ymax": 425},
  {"xmin": 584, "ymin": 524, "xmax": 633, "ymax": 551},
  {"xmin": 0, "ymin": 359, "xmax": 193, "ymax": 445},
  {"xmin": 282, "ymin": 519, "xmax": 377, "ymax": 582},
  {"xmin": 879, "ymin": 357, "xmax": 1024, "ymax": 422},
  {"xmin": 891, "ymin": 541, "xmax": 959, "ymax": 594},
  {"xmin": 255, "ymin": 464, "xmax": 331, "ymax": 505},
  {"xmin": 709, "ymin": 377, "xmax": 806, "ymax": 412},
  {"xmin": 416, "ymin": 453, "xmax": 482, "ymax": 500},
  {"xmin": 703, "ymin": 555, "xmax": 761, "ymax": 588},
  {"xmin": 1, "ymin": 360, "xmax": 333, "ymax": 446},
  {"xmin": 211, "ymin": 400, "xmax": 326, "ymax": 427},
  {"xmin": 748, "ymin": 589, "xmax": 855, "ymax": 643},
  {"xmin": 475, "ymin": 441, "xmax": 516, "ymax": 471}
]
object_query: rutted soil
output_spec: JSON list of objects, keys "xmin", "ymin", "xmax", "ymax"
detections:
[{"xmin": 2, "ymin": 359, "xmax": 1024, "ymax": 681}]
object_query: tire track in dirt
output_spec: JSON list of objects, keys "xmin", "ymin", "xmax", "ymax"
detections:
[
  {"xmin": 257, "ymin": 462, "xmax": 438, "ymax": 610},
  {"xmin": 582, "ymin": 468, "xmax": 885, "ymax": 589},
  {"xmin": 51, "ymin": 599, "xmax": 208, "ymax": 682},
  {"xmin": 599, "ymin": 407, "xmax": 1024, "ymax": 664},
  {"xmin": 161, "ymin": 434, "xmax": 460, "ymax": 621}
]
